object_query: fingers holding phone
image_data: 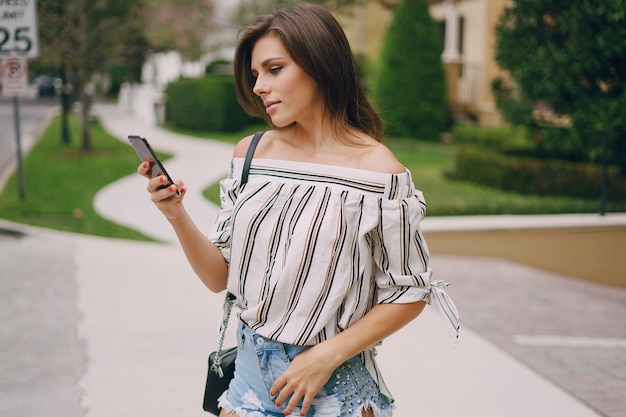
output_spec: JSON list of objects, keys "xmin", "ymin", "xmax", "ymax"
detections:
[
  {"xmin": 130, "ymin": 135, "xmax": 186, "ymax": 218},
  {"xmin": 137, "ymin": 160, "xmax": 184, "ymax": 198},
  {"xmin": 129, "ymin": 135, "xmax": 181, "ymax": 197}
]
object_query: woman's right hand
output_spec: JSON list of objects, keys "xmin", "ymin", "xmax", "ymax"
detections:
[{"xmin": 137, "ymin": 161, "xmax": 186, "ymax": 220}]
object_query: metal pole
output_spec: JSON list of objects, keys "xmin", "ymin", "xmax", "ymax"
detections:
[
  {"xmin": 12, "ymin": 96, "xmax": 25, "ymax": 201},
  {"xmin": 600, "ymin": 130, "xmax": 607, "ymax": 216}
]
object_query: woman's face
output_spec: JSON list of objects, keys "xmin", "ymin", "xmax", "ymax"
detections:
[{"xmin": 251, "ymin": 33, "xmax": 321, "ymax": 128}]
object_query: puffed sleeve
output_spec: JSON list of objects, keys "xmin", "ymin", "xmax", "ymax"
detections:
[
  {"xmin": 372, "ymin": 187, "xmax": 460, "ymax": 341},
  {"xmin": 372, "ymin": 189, "xmax": 432, "ymax": 304},
  {"xmin": 207, "ymin": 159, "xmax": 242, "ymax": 264}
]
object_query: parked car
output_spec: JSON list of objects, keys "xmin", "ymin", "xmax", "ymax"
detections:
[{"xmin": 33, "ymin": 75, "xmax": 58, "ymax": 97}]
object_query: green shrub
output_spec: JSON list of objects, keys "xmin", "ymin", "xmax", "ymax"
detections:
[
  {"xmin": 164, "ymin": 75, "xmax": 253, "ymax": 132},
  {"xmin": 371, "ymin": 0, "xmax": 446, "ymax": 141},
  {"xmin": 451, "ymin": 145, "xmax": 625, "ymax": 201},
  {"xmin": 205, "ymin": 59, "xmax": 232, "ymax": 75}
]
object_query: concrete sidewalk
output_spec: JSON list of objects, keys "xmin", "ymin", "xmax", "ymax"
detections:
[{"xmin": 1, "ymin": 103, "xmax": 611, "ymax": 417}]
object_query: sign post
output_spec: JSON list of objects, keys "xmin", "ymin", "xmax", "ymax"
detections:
[
  {"xmin": 1, "ymin": 0, "xmax": 39, "ymax": 201},
  {"xmin": 1, "ymin": 57, "xmax": 28, "ymax": 199}
]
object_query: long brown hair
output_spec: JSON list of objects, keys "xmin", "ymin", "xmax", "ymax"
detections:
[{"xmin": 233, "ymin": 3, "xmax": 384, "ymax": 143}]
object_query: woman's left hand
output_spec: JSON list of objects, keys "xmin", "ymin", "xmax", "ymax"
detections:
[{"xmin": 270, "ymin": 343, "xmax": 337, "ymax": 416}]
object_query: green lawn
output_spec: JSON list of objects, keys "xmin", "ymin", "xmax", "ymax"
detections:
[
  {"xmin": 0, "ymin": 114, "xmax": 156, "ymax": 240},
  {"xmin": 0, "ymin": 116, "xmax": 610, "ymax": 241},
  {"xmin": 388, "ymin": 137, "xmax": 605, "ymax": 215}
]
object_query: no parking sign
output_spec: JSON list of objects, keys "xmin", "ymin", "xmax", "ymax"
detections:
[{"xmin": 1, "ymin": 56, "xmax": 28, "ymax": 97}]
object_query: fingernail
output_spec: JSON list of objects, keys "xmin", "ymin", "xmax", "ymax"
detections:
[
  {"xmin": 275, "ymin": 401, "xmax": 282, "ymax": 407},
  {"xmin": 180, "ymin": 187, "xmax": 185, "ymax": 194},
  {"xmin": 143, "ymin": 162, "xmax": 149, "ymax": 169},
  {"xmin": 168, "ymin": 185, "xmax": 175, "ymax": 192}
]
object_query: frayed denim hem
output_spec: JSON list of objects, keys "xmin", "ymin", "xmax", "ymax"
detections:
[
  {"xmin": 218, "ymin": 390, "xmax": 289, "ymax": 417},
  {"xmin": 217, "ymin": 390, "xmax": 310, "ymax": 417},
  {"xmin": 217, "ymin": 390, "xmax": 396, "ymax": 417}
]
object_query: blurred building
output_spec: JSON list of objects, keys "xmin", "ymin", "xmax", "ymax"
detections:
[{"xmin": 339, "ymin": 0, "xmax": 507, "ymax": 127}]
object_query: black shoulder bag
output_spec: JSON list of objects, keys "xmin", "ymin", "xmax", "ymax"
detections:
[{"xmin": 202, "ymin": 131, "xmax": 264, "ymax": 415}]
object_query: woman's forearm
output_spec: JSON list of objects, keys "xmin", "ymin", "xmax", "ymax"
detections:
[
  {"xmin": 320, "ymin": 301, "xmax": 426, "ymax": 368},
  {"xmin": 167, "ymin": 209, "xmax": 228, "ymax": 292}
]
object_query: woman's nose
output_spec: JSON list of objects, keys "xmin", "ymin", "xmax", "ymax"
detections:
[{"xmin": 253, "ymin": 75, "xmax": 268, "ymax": 96}]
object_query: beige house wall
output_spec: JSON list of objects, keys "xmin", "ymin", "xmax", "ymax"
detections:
[
  {"xmin": 430, "ymin": 0, "xmax": 506, "ymax": 126},
  {"xmin": 337, "ymin": 2, "xmax": 393, "ymax": 58},
  {"xmin": 425, "ymin": 226, "xmax": 626, "ymax": 289}
]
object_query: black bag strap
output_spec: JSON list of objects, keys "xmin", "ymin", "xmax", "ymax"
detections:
[
  {"xmin": 241, "ymin": 131, "xmax": 264, "ymax": 186},
  {"xmin": 210, "ymin": 293, "xmax": 236, "ymax": 377},
  {"xmin": 210, "ymin": 132, "xmax": 263, "ymax": 374}
]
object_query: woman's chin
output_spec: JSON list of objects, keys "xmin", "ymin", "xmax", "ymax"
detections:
[{"xmin": 270, "ymin": 119, "xmax": 295, "ymax": 129}]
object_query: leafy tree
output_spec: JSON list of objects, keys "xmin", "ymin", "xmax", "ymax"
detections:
[
  {"xmin": 38, "ymin": 0, "xmax": 149, "ymax": 150},
  {"xmin": 493, "ymin": 0, "xmax": 626, "ymax": 173},
  {"xmin": 143, "ymin": 0, "xmax": 215, "ymax": 61},
  {"xmin": 370, "ymin": 0, "xmax": 446, "ymax": 140}
]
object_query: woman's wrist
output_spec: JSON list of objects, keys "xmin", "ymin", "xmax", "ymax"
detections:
[{"xmin": 165, "ymin": 207, "xmax": 187, "ymax": 222}]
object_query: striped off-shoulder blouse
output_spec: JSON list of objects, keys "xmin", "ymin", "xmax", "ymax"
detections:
[
  {"xmin": 209, "ymin": 158, "xmax": 459, "ymax": 398},
  {"xmin": 208, "ymin": 157, "xmax": 459, "ymax": 349}
]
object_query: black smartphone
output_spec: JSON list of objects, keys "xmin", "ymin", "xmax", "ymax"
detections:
[{"xmin": 128, "ymin": 134, "xmax": 180, "ymax": 197}]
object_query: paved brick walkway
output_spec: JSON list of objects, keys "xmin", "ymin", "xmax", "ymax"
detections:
[{"xmin": 431, "ymin": 255, "xmax": 626, "ymax": 417}]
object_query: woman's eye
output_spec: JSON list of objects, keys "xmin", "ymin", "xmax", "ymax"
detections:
[{"xmin": 270, "ymin": 66, "xmax": 282, "ymax": 74}]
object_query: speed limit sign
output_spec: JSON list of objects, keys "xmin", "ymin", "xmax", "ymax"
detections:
[{"xmin": 0, "ymin": 0, "xmax": 39, "ymax": 58}]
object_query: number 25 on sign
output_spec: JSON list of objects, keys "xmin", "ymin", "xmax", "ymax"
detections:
[{"xmin": 0, "ymin": 0, "xmax": 39, "ymax": 59}]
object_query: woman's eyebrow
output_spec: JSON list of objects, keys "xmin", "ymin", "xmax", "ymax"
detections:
[
  {"xmin": 251, "ymin": 57, "xmax": 284, "ymax": 75},
  {"xmin": 254, "ymin": 57, "xmax": 285, "ymax": 69}
]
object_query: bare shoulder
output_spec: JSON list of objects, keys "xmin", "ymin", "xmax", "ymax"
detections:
[
  {"xmin": 233, "ymin": 130, "xmax": 277, "ymax": 158},
  {"xmin": 359, "ymin": 142, "xmax": 406, "ymax": 174},
  {"xmin": 232, "ymin": 134, "xmax": 255, "ymax": 158}
]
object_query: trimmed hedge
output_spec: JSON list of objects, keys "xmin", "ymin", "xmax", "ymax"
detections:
[
  {"xmin": 164, "ymin": 75, "xmax": 253, "ymax": 132},
  {"xmin": 450, "ymin": 145, "xmax": 625, "ymax": 201},
  {"xmin": 451, "ymin": 123, "xmax": 529, "ymax": 151}
]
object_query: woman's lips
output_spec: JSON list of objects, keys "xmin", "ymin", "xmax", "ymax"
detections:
[{"xmin": 265, "ymin": 101, "xmax": 280, "ymax": 114}]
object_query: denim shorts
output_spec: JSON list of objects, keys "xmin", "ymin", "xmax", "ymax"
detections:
[{"xmin": 218, "ymin": 321, "xmax": 394, "ymax": 417}]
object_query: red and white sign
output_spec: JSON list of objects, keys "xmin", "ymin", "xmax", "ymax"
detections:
[{"xmin": 1, "ymin": 56, "xmax": 28, "ymax": 97}]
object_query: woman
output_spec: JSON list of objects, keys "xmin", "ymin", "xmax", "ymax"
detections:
[{"xmin": 138, "ymin": 3, "xmax": 459, "ymax": 417}]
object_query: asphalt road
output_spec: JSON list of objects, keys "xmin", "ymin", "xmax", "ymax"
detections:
[
  {"xmin": 0, "ymin": 229, "xmax": 86, "ymax": 417},
  {"xmin": 0, "ymin": 95, "xmax": 82, "ymax": 417}
]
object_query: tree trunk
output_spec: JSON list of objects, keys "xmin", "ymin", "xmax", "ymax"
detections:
[{"xmin": 77, "ymin": 0, "xmax": 92, "ymax": 151}]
